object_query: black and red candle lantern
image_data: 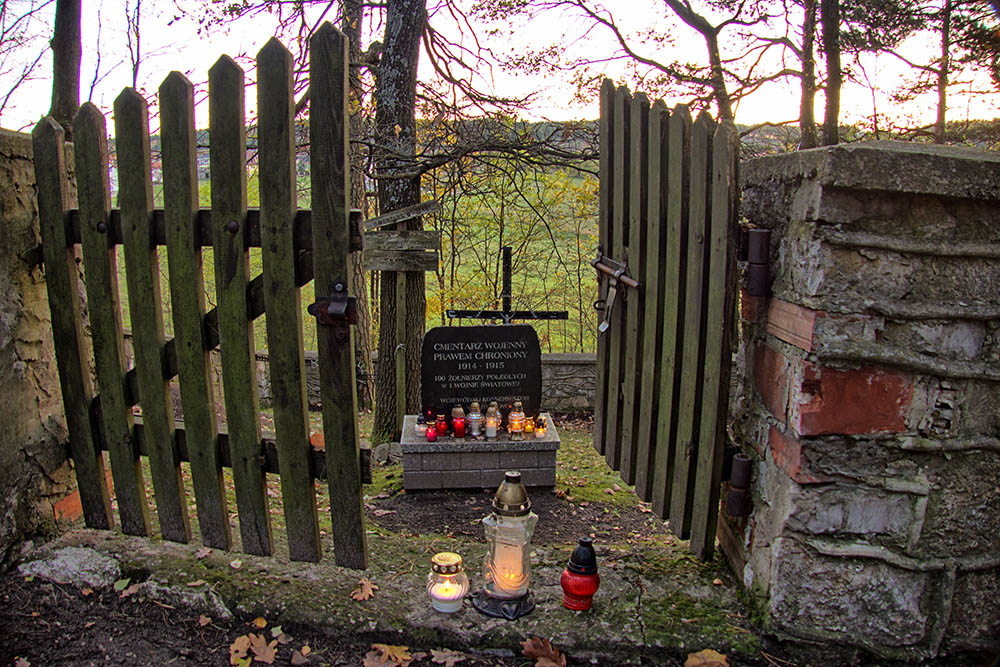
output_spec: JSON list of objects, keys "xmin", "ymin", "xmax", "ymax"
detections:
[{"xmin": 560, "ymin": 537, "xmax": 599, "ymax": 611}]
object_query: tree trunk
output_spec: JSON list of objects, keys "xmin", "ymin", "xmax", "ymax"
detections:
[
  {"xmin": 800, "ymin": 0, "xmax": 818, "ymax": 149},
  {"xmin": 49, "ymin": 0, "xmax": 82, "ymax": 139},
  {"xmin": 372, "ymin": 0, "xmax": 426, "ymax": 443},
  {"xmin": 821, "ymin": 0, "xmax": 841, "ymax": 145},
  {"xmin": 342, "ymin": 0, "xmax": 376, "ymax": 410},
  {"xmin": 935, "ymin": 0, "xmax": 951, "ymax": 144}
]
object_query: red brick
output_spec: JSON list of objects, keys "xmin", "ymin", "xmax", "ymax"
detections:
[
  {"xmin": 766, "ymin": 299, "xmax": 818, "ymax": 352},
  {"xmin": 752, "ymin": 342, "xmax": 791, "ymax": 423},
  {"xmin": 790, "ymin": 362, "xmax": 913, "ymax": 436},
  {"xmin": 768, "ymin": 425, "xmax": 829, "ymax": 484},
  {"xmin": 740, "ymin": 289, "xmax": 767, "ymax": 324}
]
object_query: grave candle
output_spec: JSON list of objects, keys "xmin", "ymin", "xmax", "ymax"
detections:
[
  {"xmin": 535, "ymin": 417, "xmax": 547, "ymax": 439},
  {"xmin": 467, "ymin": 402, "xmax": 483, "ymax": 437},
  {"xmin": 508, "ymin": 401, "xmax": 525, "ymax": 440},
  {"xmin": 451, "ymin": 405, "xmax": 466, "ymax": 438},
  {"xmin": 415, "ymin": 415, "xmax": 426, "ymax": 435},
  {"xmin": 436, "ymin": 414, "xmax": 448, "ymax": 436},
  {"xmin": 427, "ymin": 552, "xmax": 469, "ymax": 613},
  {"xmin": 426, "ymin": 425, "xmax": 437, "ymax": 442},
  {"xmin": 484, "ymin": 406, "xmax": 498, "ymax": 440},
  {"xmin": 474, "ymin": 471, "xmax": 538, "ymax": 619}
]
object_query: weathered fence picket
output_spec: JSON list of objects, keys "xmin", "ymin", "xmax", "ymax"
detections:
[
  {"xmin": 161, "ymin": 71, "xmax": 232, "ymax": 550},
  {"xmin": 116, "ymin": 89, "xmax": 189, "ymax": 544},
  {"xmin": 257, "ymin": 38, "xmax": 322, "ymax": 563},
  {"xmin": 595, "ymin": 82, "xmax": 739, "ymax": 560},
  {"xmin": 34, "ymin": 25, "xmax": 367, "ymax": 568},
  {"xmin": 33, "ymin": 120, "xmax": 114, "ymax": 531},
  {"xmin": 309, "ymin": 24, "xmax": 369, "ymax": 570}
]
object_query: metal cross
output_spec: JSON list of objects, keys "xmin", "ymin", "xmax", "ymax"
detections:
[{"xmin": 446, "ymin": 246, "xmax": 569, "ymax": 324}]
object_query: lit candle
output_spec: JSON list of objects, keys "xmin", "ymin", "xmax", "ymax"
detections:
[
  {"xmin": 535, "ymin": 416, "xmax": 547, "ymax": 439},
  {"xmin": 508, "ymin": 401, "xmax": 525, "ymax": 441},
  {"xmin": 426, "ymin": 426, "xmax": 437, "ymax": 442},
  {"xmin": 436, "ymin": 414, "xmax": 447, "ymax": 436},
  {"xmin": 427, "ymin": 552, "xmax": 469, "ymax": 613},
  {"xmin": 484, "ymin": 406, "xmax": 498, "ymax": 440}
]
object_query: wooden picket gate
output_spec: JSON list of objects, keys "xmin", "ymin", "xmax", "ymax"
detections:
[
  {"xmin": 593, "ymin": 80, "xmax": 740, "ymax": 560},
  {"xmin": 33, "ymin": 25, "xmax": 368, "ymax": 568}
]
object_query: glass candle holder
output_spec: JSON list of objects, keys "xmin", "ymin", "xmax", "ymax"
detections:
[
  {"xmin": 508, "ymin": 401, "xmax": 525, "ymax": 441},
  {"xmin": 427, "ymin": 552, "xmax": 469, "ymax": 613},
  {"xmin": 426, "ymin": 425, "xmax": 437, "ymax": 442},
  {"xmin": 467, "ymin": 402, "xmax": 483, "ymax": 437},
  {"xmin": 484, "ymin": 406, "xmax": 498, "ymax": 440},
  {"xmin": 451, "ymin": 405, "xmax": 466, "ymax": 438},
  {"xmin": 436, "ymin": 414, "xmax": 448, "ymax": 436},
  {"xmin": 481, "ymin": 472, "xmax": 537, "ymax": 600}
]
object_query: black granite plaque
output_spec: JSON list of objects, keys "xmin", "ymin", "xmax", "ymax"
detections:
[{"xmin": 420, "ymin": 325, "xmax": 542, "ymax": 419}]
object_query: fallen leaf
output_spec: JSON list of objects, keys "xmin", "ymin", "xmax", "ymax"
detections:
[
  {"xmin": 351, "ymin": 577, "xmax": 379, "ymax": 601},
  {"xmin": 430, "ymin": 648, "xmax": 467, "ymax": 665},
  {"xmin": 230, "ymin": 635, "xmax": 251, "ymax": 665},
  {"xmin": 199, "ymin": 615, "xmax": 212, "ymax": 627},
  {"xmin": 23, "ymin": 575, "xmax": 34, "ymax": 582},
  {"xmin": 230, "ymin": 559, "xmax": 243, "ymax": 570},
  {"xmin": 520, "ymin": 637, "xmax": 567, "ymax": 667},
  {"xmin": 113, "ymin": 578, "xmax": 131, "ymax": 592},
  {"xmin": 300, "ymin": 646, "xmax": 311, "ymax": 656},
  {"xmin": 84, "ymin": 621, "xmax": 96, "ymax": 628},
  {"xmin": 291, "ymin": 650, "xmax": 310, "ymax": 665},
  {"xmin": 712, "ymin": 578, "xmax": 723, "ymax": 586},
  {"xmin": 119, "ymin": 583, "xmax": 140, "ymax": 598},
  {"xmin": 270, "ymin": 626, "xmax": 283, "ymax": 638},
  {"xmin": 14, "ymin": 658, "xmax": 30, "ymax": 667},
  {"xmin": 684, "ymin": 648, "xmax": 729, "ymax": 667},
  {"xmin": 80, "ymin": 587, "xmax": 93, "ymax": 596},
  {"xmin": 370, "ymin": 643, "xmax": 412, "ymax": 666},
  {"xmin": 373, "ymin": 509, "xmax": 396, "ymax": 517},
  {"xmin": 187, "ymin": 579, "xmax": 207, "ymax": 588},
  {"xmin": 195, "ymin": 547, "xmax": 212, "ymax": 560},
  {"xmin": 579, "ymin": 501, "xmax": 590, "ymax": 507},
  {"xmin": 248, "ymin": 633, "xmax": 278, "ymax": 664},
  {"xmin": 604, "ymin": 488, "xmax": 613, "ymax": 495},
  {"xmin": 612, "ymin": 483, "xmax": 621, "ymax": 492},
  {"xmin": 252, "ymin": 616, "xmax": 268, "ymax": 629}
]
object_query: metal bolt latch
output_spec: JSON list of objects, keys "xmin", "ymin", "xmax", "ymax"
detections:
[{"xmin": 308, "ymin": 280, "xmax": 357, "ymax": 342}]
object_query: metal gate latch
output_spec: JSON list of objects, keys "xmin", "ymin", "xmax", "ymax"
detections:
[
  {"xmin": 592, "ymin": 249, "xmax": 640, "ymax": 334},
  {"xmin": 308, "ymin": 280, "xmax": 357, "ymax": 342}
]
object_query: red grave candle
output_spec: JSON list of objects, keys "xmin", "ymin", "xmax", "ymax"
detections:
[
  {"xmin": 426, "ymin": 426, "xmax": 438, "ymax": 442},
  {"xmin": 452, "ymin": 416, "xmax": 466, "ymax": 438},
  {"xmin": 436, "ymin": 414, "xmax": 447, "ymax": 435}
]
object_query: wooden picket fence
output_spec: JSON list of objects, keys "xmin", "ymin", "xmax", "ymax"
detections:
[
  {"xmin": 593, "ymin": 80, "xmax": 740, "ymax": 560},
  {"xmin": 33, "ymin": 25, "xmax": 368, "ymax": 568}
]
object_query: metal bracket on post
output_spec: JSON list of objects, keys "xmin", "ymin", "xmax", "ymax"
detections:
[
  {"xmin": 592, "ymin": 249, "xmax": 640, "ymax": 334},
  {"xmin": 308, "ymin": 280, "xmax": 357, "ymax": 343}
]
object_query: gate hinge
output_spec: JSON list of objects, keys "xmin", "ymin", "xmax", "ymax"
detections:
[{"xmin": 308, "ymin": 280, "xmax": 357, "ymax": 341}]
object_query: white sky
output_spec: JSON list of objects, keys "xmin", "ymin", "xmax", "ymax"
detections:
[{"xmin": 2, "ymin": 0, "xmax": 998, "ymax": 135}]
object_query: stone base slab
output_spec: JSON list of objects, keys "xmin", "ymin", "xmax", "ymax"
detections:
[{"xmin": 400, "ymin": 414, "xmax": 559, "ymax": 490}]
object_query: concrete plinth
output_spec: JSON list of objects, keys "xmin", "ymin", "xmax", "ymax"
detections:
[{"xmin": 400, "ymin": 414, "xmax": 560, "ymax": 490}]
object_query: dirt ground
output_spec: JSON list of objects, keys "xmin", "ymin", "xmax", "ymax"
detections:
[{"xmin": 0, "ymin": 570, "xmax": 532, "ymax": 666}]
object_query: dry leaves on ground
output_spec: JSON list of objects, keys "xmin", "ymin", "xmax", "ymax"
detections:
[
  {"xmin": 520, "ymin": 637, "xmax": 567, "ymax": 667},
  {"xmin": 430, "ymin": 648, "xmax": 467, "ymax": 666},
  {"xmin": 685, "ymin": 648, "xmax": 729, "ymax": 667},
  {"xmin": 290, "ymin": 646, "xmax": 311, "ymax": 665},
  {"xmin": 351, "ymin": 577, "xmax": 379, "ymax": 601},
  {"xmin": 363, "ymin": 643, "xmax": 412, "ymax": 666},
  {"xmin": 248, "ymin": 633, "xmax": 278, "ymax": 664}
]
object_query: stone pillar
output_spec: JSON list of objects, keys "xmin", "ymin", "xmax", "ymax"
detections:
[
  {"xmin": 0, "ymin": 129, "xmax": 76, "ymax": 567},
  {"xmin": 729, "ymin": 141, "xmax": 1000, "ymax": 660}
]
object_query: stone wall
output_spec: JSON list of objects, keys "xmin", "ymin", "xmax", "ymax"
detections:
[
  {"xmin": 254, "ymin": 351, "xmax": 597, "ymax": 413},
  {"xmin": 0, "ymin": 129, "xmax": 76, "ymax": 568},
  {"xmin": 727, "ymin": 141, "xmax": 1000, "ymax": 660}
]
